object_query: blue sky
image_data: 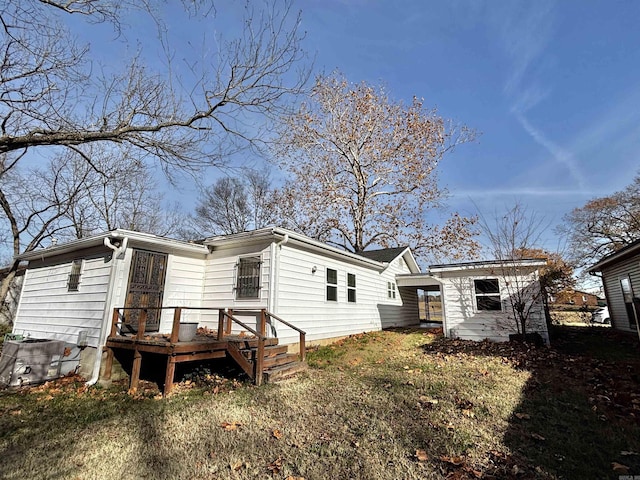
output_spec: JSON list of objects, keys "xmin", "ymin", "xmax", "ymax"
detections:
[
  {"xmin": 69, "ymin": 1, "xmax": 640, "ymax": 253},
  {"xmin": 292, "ymin": 1, "xmax": 640, "ymax": 250}
]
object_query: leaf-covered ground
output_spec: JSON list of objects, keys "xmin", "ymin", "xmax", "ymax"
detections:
[{"xmin": 0, "ymin": 325, "xmax": 638, "ymax": 479}]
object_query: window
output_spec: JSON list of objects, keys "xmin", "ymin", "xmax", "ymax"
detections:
[
  {"xmin": 347, "ymin": 273, "xmax": 356, "ymax": 303},
  {"xmin": 620, "ymin": 276, "xmax": 638, "ymax": 327},
  {"xmin": 67, "ymin": 259, "xmax": 83, "ymax": 292},
  {"xmin": 236, "ymin": 257, "xmax": 261, "ymax": 299},
  {"xmin": 474, "ymin": 278, "xmax": 501, "ymax": 311},
  {"xmin": 387, "ymin": 282, "xmax": 396, "ymax": 299},
  {"xmin": 326, "ymin": 268, "xmax": 338, "ymax": 301}
]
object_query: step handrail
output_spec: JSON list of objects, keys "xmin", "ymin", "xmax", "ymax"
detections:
[
  {"xmin": 220, "ymin": 309, "xmax": 265, "ymax": 386},
  {"xmin": 263, "ymin": 310, "xmax": 306, "ymax": 362}
]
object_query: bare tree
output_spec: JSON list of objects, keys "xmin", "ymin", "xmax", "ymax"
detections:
[
  {"xmin": 0, "ymin": 155, "xmax": 91, "ymax": 308},
  {"xmin": 271, "ymin": 71, "xmax": 479, "ymax": 262},
  {"xmin": 479, "ymin": 203, "xmax": 549, "ymax": 340},
  {"xmin": 60, "ymin": 150, "xmax": 184, "ymax": 239},
  {"xmin": 192, "ymin": 177, "xmax": 251, "ymax": 236},
  {"xmin": 0, "ymin": 0, "xmax": 308, "ymax": 175},
  {"xmin": 0, "ymin": 0, "xmax": 307, "ymax": 311},
  {"xmin": 189, "ymin": 167, "xmax": 275, "ymax": 236},
  {"xmin": 559, "ymin": 173, "xmax": 640, "ymax": 268}
]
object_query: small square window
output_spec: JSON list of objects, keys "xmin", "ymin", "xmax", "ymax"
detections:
[
  {"xmin": 474, "ymin": 278, "xmax": 501, "ymax": 311},
  {"xmin": 387, "ymin": 282, "xmax": 396, "ymax": 299},
  {"xmin": 68, "ymin": 260, "xmax": 83, "ymax": 292}
]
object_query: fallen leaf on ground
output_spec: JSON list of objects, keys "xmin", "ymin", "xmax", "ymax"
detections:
[
  {"xmin": 440, "ymin": 455, "xmax": 464, "ymax": 466},
  {"xmin": 267, "ymin": 457, "xmax": 283, "ymax": 474},
  {"xmin": 415, "ymin": 449, "xmax": 429, "ymax": 462},
  {"xmin": 515, "ymin": 413, "xmax": 530, "ymax": 420},
  {"xmin": 230, "ymin": 461, "xmax": 244, "ymax": 471},
  {"xmin": 530, "ymin": 433, "xmax": 546, "ymax": 441},
  {"xmin": 612, "ymin": 462, "xmax": 630, "ymax": 474},
  {"xmin": 272, "ymin": 429, "xmax": 283, "ymax": 439},
  {"xmin": 221, "ymin": 421, "xmax": 242, "ymax": 431},
  {"xmin": 285, "ymin": 476, "xmax": 305, "ymax": 480}
]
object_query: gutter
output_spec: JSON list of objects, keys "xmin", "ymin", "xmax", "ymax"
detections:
[{"xmin": 86, "ymin": 234, "xmax": 128, "ymax": 386}]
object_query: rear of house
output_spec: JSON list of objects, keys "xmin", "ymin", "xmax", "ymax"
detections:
[
  {"xmin": 589, "ymin": 241, "xmax": 640, "ymax": 338},
  {"xmin": 8, "ymin": 227, "xmax": 550, "ymax": 384},
  {"xmin": 9, "ymin": 228, "xmax": 421, "ymax": 381}
]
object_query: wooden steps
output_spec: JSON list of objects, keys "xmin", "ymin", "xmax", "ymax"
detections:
[
  {"xmin": 230, "ymin": 339, "xmax": 305, "ymax": 383},
  {"xmin": 263, "ymin": 361, "xmax": 308, "ymax": 382}
]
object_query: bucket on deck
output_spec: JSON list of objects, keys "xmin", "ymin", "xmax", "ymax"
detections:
[{"xmin": 178, "ymin": 322, "xmax": 198, "ymax": 342}]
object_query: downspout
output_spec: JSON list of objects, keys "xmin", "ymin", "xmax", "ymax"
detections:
[
  {"xmin": 86, "ymin": 235, "xmax": 128, "ymax": 386},
  {"xmin": 268, "ymin": 233, "xmax": 288, "ymax": 334}
]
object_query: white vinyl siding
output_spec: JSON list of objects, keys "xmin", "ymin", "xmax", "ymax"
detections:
[
  {"xmin": 437, "ymin": 269, "xmax": 548, "ymax": 344},
  {"xmin": 273, "ymin": 245, "xmax": 417, "ymax": 345},
  {"xmin": 200, "ymin": 242, "xmax": 271, "ymax": 332},
  {"xmin": 158, "ymin": 254, "xmax": 206, "ymax": 331},
  {"xmin": 601, "ymin": 256, "xmax": 640, "ymax": 334},
  {"xmin": 13, "ymin": 252, "xmax": 112, "ymax": 347}
]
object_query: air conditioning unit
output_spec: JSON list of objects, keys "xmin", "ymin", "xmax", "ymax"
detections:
[{"xmin": 0, "ymin": 338, "xmax": 65, "ymax": 387}]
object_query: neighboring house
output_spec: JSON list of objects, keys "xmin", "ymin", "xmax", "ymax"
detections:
[
  {"xmin": 551, "ymin": 289, "xmax": 600, "ymax": 307},
  {"xmin": 589, "ymin": 240, "xmax": 640, "ymax": 339},
  {"xmin": 9, "ymin": 227, "xmax": 549, "ymax": 382}
]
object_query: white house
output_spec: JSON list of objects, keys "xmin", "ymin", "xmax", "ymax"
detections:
[
  {"xmin": 589, "ymin": 240, "xmax": 640, "ymax": 339},
  {"xmin": 9, "ymin": 227, "xmax": 549, "ymax": 383}
]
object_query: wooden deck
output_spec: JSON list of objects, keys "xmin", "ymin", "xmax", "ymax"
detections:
[{"xmin": 102, "ymin": 307, "xmax": 306, "ymax": 396}]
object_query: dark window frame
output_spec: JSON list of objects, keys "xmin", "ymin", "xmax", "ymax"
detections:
[
  {"xmin": 67, "ymin": 259, "xmax": 83, "ymax": 292},
  {"xmin": 326, "ymin": 268, "xmax": 338, "ymax": 302},
  {"xmin": 347, "ymin": 273, "xmax": 356, "ymax": 303},
  {"xmin": 235, "ymin": 256, "xmax": 262, "ymax": 299}
]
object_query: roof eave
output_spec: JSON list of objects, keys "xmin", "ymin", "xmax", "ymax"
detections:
[
  {"xmin": 588, "ymin": 242, "xmax": 640, "ymax": 273},
  {"xmin": 17, "ymin": 229, "xmax": 208, "ymax": 262}
]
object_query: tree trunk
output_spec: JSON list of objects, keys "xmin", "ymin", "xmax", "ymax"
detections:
[{"xmin": 0, "ymin": 260, "xmax": 21, "ymax": 327}]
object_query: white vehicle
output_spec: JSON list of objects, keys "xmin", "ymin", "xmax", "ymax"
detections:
[{"xmin": 591, "ymin": 306, "xmax": 610, "ymax": 324}]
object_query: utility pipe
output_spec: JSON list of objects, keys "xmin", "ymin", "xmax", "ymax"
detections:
[{"xmin": 86, "ymin": 234, "xmax": 128, "ymax": 386}]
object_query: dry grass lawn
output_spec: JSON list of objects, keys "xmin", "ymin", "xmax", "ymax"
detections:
[{"xmin": 0, "ymin": 326, "xmax": 639, "ymax": 479}]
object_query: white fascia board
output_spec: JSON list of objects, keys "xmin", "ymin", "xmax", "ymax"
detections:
[
  {"xmin": 428, "ymin": 259, "xmax": 546, "ymax": 273},
  {"xmin": 400, "ymin": 248, "xmax": 421, "ymax": 274},
  {"xmin": 396, "ymin": 273, "xmax": 443, "ymax": 287},
  {"xmin": 205, "ymin": 227, "xmax": 386, "ymax": 270},
  {"xmin": 588, "ymin": 241, "xmax": 640, "ymax": 272},
  {"xmin": 17, "ymin": 229, "xmax": 207, "ymax": 262}
]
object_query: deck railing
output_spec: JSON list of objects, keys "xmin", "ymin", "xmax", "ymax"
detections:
[{"xmin": 109, "ymin": 306, "xmax": 306, "ymax": 385}]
